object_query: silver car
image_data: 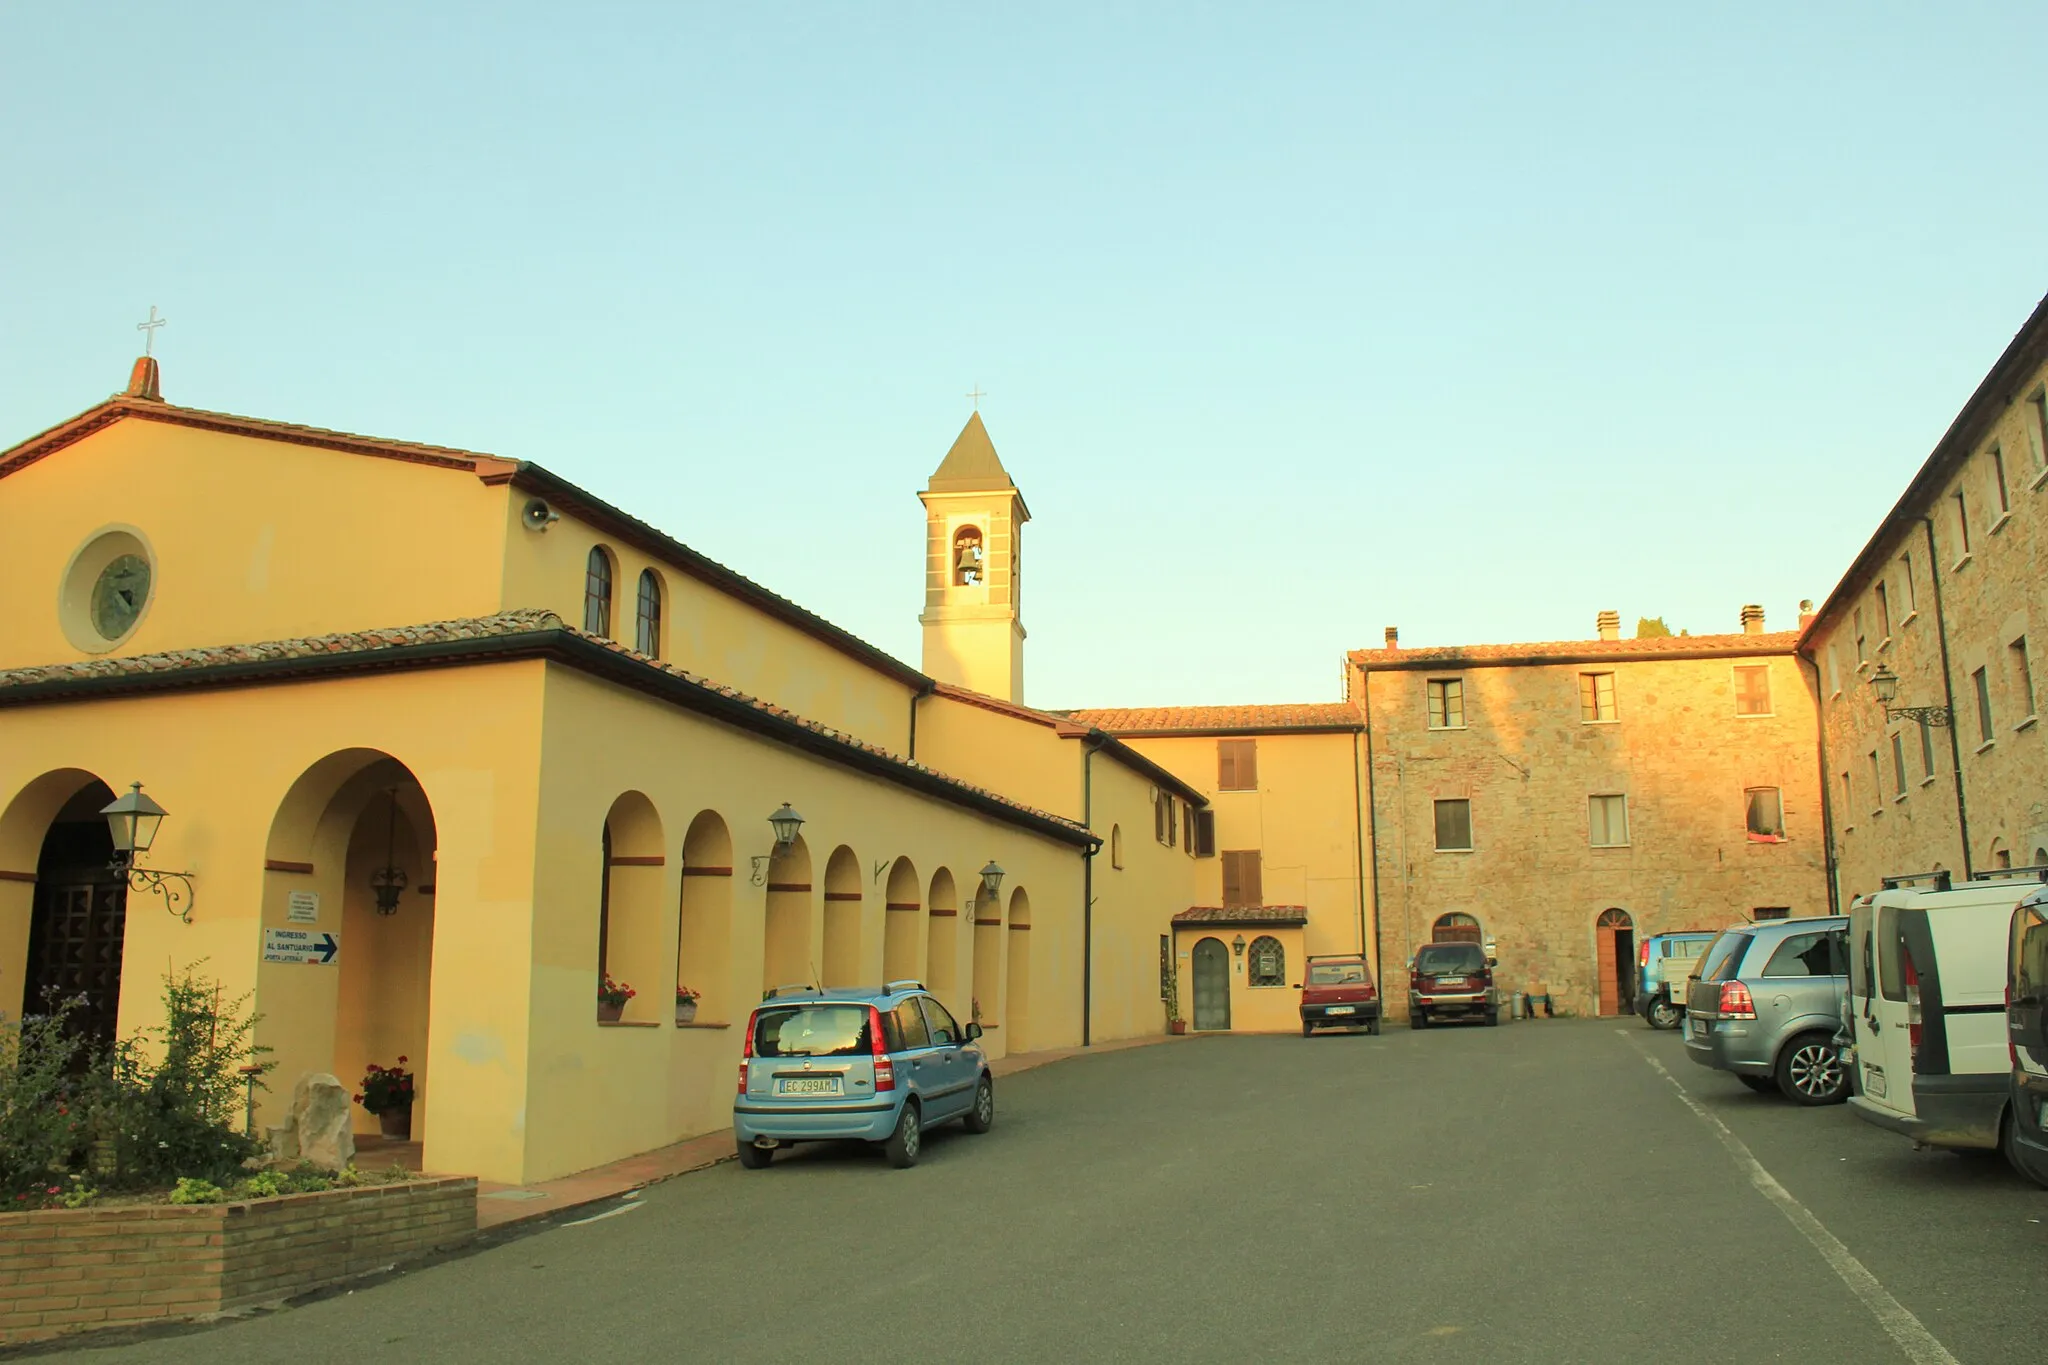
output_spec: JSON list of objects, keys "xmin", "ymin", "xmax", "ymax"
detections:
[{"xmin": 1683, "ymin": 916, "xmax": 1850, "ymax": 1105}]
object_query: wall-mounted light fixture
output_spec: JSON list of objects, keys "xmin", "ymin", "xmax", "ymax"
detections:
[
  {"xmin": 752, "ymin": 804, "xmax": 807, "ymax": 886},
  {"xmin": 101, "ymin": 781, "xmax": 195, "ymax": 923},
  {"xmin": 1231, "ymin": 933, "xmax": 1247, "ymax": 957},
  {"xmin": 1869, "ymin": 665, "xmax": 1951, "ymax": 727},
  {"xmin": 367, "ymin": 790, "xmax": 408, "ymax": 916}
]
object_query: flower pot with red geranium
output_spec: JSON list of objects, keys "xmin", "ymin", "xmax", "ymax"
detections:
[
  {"xmin": 598, "ymin": 973, "xmax": 635, "ymax": 1023},
  {"xmin": 354, "ymin": 1059, "xmax": 415, "ymax": 1140},
  {"xmin": 674, "ymin": 985, "xmax": 701, "ymax": 1025}
]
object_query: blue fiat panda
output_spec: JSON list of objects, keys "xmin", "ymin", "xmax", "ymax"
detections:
[{"xmin": 733, "ymin": 982, "xmax": 993, "ymax": 1169}]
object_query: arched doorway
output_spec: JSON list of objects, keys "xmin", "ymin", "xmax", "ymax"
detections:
[
  {"xmin": 882, "ymin": 857, "xmax": 920, "ymax": 983},
  {"xmin": 0, "ymin": 772, "xmax": 125, "ymax": 1048},
  {"xmin": 762, "ymin": 835, "xmax": 813, "ymax": 992},
  {"xmin": 927, "ymin": 868, "xmax": 959, "ymax": 1006},
  {"xmin": 1005, "ymin": 886, "xmax": 1031, "ymax": 1052},
  {"xmin": 1433, "ymin": 912, "xmax": 1483, "ymax": 944},
  {"xmin": 1596, "ymin": 908, "xmax": 1635, "ymax": 1017},
  {"xmin": 971, "ymin": 884, "xmax": 1001, "ymax": 1032},
  {"xmin": 599, "ymin": 792, "xmax": 665, "ymax": 1022},
  {"xmin": 822, "ymin": 845, "xmax": 862, "ymax": 988},
  {"xmin": 1191, "ymin": 936, "xmax": 1231, "ymax": 1031},
  {"xmin": 264, "ymin": 750, "xmax": 438, "ymax": 1147},
  {"xmin": 677, "ymin": 811, "xmax": 733, "ymax": 1023}
]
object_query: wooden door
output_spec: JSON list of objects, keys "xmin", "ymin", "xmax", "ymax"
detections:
[
  {"xmin": 26, "ymin": 877, "xmax": 128, "ymax": 1047},
  {"xmin": 1595, "ymin": 909, "xmax": 1633, "ymax": 1017},
  {"xmin": 1192, "ymin": 937, "xmax": 1231, "ymax": 1031}
]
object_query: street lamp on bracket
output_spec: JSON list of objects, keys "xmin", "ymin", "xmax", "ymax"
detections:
[
  {"xmin": 100, "ymin": 781, "xmax": 196, "ymax": 923},
  {"xmin": 1868, "ymin": 665, "xmax": 1951, "ymax": 727}
]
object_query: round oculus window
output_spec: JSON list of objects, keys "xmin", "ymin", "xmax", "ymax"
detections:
[{"xmin": 91, "ymin": 554, "xmax": 152, "ymax": 639}]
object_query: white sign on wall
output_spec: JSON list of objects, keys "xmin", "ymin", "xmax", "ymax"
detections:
[
  {"xmin": 286, "ymin": 891, "xmax": 320, "ymax": 923},
  {"xmin": 262, "ymin": 927, "xmax": 339, "ymax": 966}
]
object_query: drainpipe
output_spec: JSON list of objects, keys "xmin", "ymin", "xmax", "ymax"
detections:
[
  {"xmin": 1081, "ymin": 738, "xmax": 1100, "ymax": 1047},
  {"xmin": 1921, "ymin": 517, "xmax": 1975, "ymax": 878},
  {"xmin": 1362, "ymin": 670, "xmax": 1385, "ymax": 983},
  {"xmin": 1794, "ymin": 650, "xmax": 1840, "ymax": 917},
  {"xmin": 907, "ymin": 679, "xmax": 934, "ymax": 762},
  {"xmin": 1351, "ymin": 725, "xmax": 1369, "ymax": 958}
]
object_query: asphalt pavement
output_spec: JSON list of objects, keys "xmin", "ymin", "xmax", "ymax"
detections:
[{"xmin": 23, "ymin": 1018, "xmax": 2046, "ymax": 1364}]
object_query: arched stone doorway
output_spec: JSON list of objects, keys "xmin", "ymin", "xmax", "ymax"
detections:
[
  {"xmin": 263, "ymin": 750, "xmax": 438, "ymax": 1147},
  {"xmin": 1004, "ymin": 886, "xmax": 1031, "ymax": 1052},
  {"xmin": 1596, "ymin": 908, "xmax": 1635, "ymax": 1017},
  {"xmin": 1433, "ymin": 912, "xmax": 1483, "ymax": 944},
  {"xmin": 1191, "ymin": 936, "xmax": 1231, "ymax": 1031},
  {"xmin": 0, "ymin": 771, "xmax": 126, "ymax": 1047}
]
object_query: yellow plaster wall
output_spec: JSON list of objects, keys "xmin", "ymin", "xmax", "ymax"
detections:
[
  {"xmin": 0, "ymin": 421, "xmax": 508, "ymax": 669},
  {"xmin": 0, "ymin": 663, "xmax": 549, "ymax": 1184},
  {"xmin": 1085, "ymin": 758, "xmax": 1200, "ymax": 1039},
  {"xmin": 498, "ymin": 504, "xmax": 917, "ymax": 753},
  {"xmin": 912, "ymin": 696, "xmax": 1082, "ymax": 821},
  {"xmin": 1116, "ymin": 732, "xmax": 1372, "ymax": 971}
]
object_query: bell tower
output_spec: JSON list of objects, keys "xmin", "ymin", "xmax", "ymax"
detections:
[{"xmin": 919, "ymin": 412, "xmax": 1029, "ymax": 701}]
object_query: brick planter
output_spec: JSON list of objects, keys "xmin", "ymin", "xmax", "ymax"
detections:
[{"xmin": 0, "ymin": 1176, "xmax": 476, "ymax": 1344}]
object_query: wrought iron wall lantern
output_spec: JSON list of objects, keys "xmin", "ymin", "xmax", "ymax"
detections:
[
  {"xmin": 1869, "ymin": 665, "xmax": 1952, "ymax": 727},
  {"xmin": 979, "ymin": 860, "xmax": 1005, "ymax": 902},
  {"xmin": 1231, "ymin": 934, "xmax": 1247, "ymax": 957},
  {"xmin": 752, "ymin": 803, "xmax": 807, "ymax": 886},
  {"xmin": 100, "ymin": 781, "xmax": 196, "ymax": 923},
  {"xmin": 368, "ymin": 790, "xmax": 408, "ymax": 916}
]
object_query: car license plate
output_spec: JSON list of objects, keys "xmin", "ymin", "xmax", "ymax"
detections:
[
  {"xmin": 1439, "ymin": 976, "xmax": 1467, "ymax": 987},
  {"xmin": 1864, "ymin": 1066, "xmax": 1886, "ymax": 1099},
  {"xmin": 778, "ymin": 1077, "xmax": 841, "ymax": 1096},
  {"xmin": 1692, "ymin": 1018, "xmax": 1709, "ymax": 1037},
  {"xmin": 1328, "ymin": 1006, "xmax": 1355, "ymax": 1016}
]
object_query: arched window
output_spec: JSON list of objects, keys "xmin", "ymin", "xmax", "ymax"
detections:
[
  {"xmin": 1248, "ymin": 935, "xmax": 1285, "ymax": 987},
  {"xmin": 952, "ymin": 526, "xmax": 984, "ymax": 586},
  {"xmin": 584, "ymin": 547, "xmax": 614, "ymax": 637},
  {"xmin": 1432, "ymin": 912, "xmax": 1482, "ymax": 944},
  {"xmin": 1110, "ymin": 824, "xmax": 1123, "ymax": 870},
  {"xmin": 1990, "ymin": 837, "xmax": 2011, "ymax": 870},
  {"xmin": 635, "ymin": 569, "xmax": 663, "ymax": 657}
]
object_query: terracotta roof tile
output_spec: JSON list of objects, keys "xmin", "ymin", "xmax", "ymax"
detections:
[
  {"xmin": 1348, "ymin": 630, "xmax": 1801, "ymax": 668},
  {"xmin": 1059, "ymin": 703, "xmax": 1361, "ymax": 734},
  {"xmin": 0, "ymin": 611, "xmax": 1091, "ymax": 843},
  {"xmin": 1173, "ymin": 906, "xmax": 1310, "ymax": 926}
]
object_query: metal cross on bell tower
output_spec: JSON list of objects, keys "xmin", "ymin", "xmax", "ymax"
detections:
[
  {"xmin": 965, "ymin": 384, "xmax": 987, "ymax": 412},
  {"xmin": 136, "ymin": 306, "xmax": 168, "ymax": 357}
]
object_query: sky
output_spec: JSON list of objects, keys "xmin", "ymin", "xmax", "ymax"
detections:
[{"xmin": 3, "ymin": 4, "xmax": 2044, "ymax": 708}]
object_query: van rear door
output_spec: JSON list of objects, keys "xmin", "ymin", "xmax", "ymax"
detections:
[
  {"xmin": 2012, "ymin": 897, "xmax": 2048, "ymax": 1079},
  {"xmin": 1863, "ymin": 900, "xmax": 1919, "ymax": 1113}
]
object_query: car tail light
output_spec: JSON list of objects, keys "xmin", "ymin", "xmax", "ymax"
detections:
[
  {"xmin": 1718, "ymin": 981, "xmax": 1757, "ymax": 1020},
  {"xmin": 1640, "ymin": 940, "xmax": 1651, "ymax": 969},
  {"xmin": 1409, "ymin": 968, "xmax": 1422, "ymax": 993},
  {"xmin": 1903, "ymin": 953, "xmax": 1922, "ymax": 1061},
  {"xmin": 869, "ymin": 1005, "xmax": 896, "ymax": 1092},
  {"xmin": 737, "ymin": 1010, "xmax": 757, "ymax": 1095}
]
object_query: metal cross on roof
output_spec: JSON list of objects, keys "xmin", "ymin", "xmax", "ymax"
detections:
[
  {"xmin": 136, "ymin": 305, "xmax": 167, "ymax": 357},
  {"xmin": 965, "ymin": 384, "xmax": 987, "ymax": 411}
]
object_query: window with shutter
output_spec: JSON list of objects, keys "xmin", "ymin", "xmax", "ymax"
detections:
[
  {"xmin": 1217, "ymin": 739, "xmax": 1258, "ymax": 791},
  {"xmin": 1433, "ymin": 799, "xmax": 1473, "ymax": 851},
  {"xmin": 1194, "ymin": 809, "xmax": 1217, "ymax": 857},
  {"xmin": 1222, "ymin": 851, "xmax": 1262, "ymax": 907}
]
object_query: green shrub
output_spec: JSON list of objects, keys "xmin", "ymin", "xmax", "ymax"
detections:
[
  {"xmin": 234, "ymin": 1169, "xmax": 290, "ymax": 1199},
  {"xmin": 0, "ymin": 995, "xmax": 97, "ymax": 1202},
  {"xmin": 167, "ymin": 1176, "xmax": 225, "ymax": 1205}
]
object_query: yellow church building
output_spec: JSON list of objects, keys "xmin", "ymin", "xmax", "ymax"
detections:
[{"xmin": 0, "ymin": 360, "xmax": 1206, "ymax": 1186}]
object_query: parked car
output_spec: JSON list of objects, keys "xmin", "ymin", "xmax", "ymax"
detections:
[
  {"xmin": 1409, "ymin": 941, "xmax": 1498, "ymax": 1028},
  {"xmin": 2006, "ymin": 884, "xmax": 2048, "ymax": 1188},
  {"xmin": 1636, "ymin": 931, "xmax": 1717, "ymax": 1029},
  {"xmin": 1684, "ymin": 916, "xmax": 1850, "ymax": 1104},
  {"xmin": 732, "ymin": 981, "xmax": 992, "ymax": 1169},
  {"xmin": 1298, "ymin": 954, "xmax": 1381, "ymax": 1035},
  {"xmin": 1844, "ymin": 868, "xmax": 2042, "ymax": 1156}
]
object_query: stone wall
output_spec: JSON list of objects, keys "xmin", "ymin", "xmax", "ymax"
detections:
[
  {"xmin": 1358, "ymin": 635, "xmax": 1829, "ymax": 1017},
  {"xmin": 0, "ymin": 1176, "xmax": 475, "ymax": 1344},
  {"xmin": 1808, "ymin": 339, "xmax": 2048, "ymax": 900}
]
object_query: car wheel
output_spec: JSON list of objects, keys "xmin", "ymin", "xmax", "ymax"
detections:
[
  {"xmin": 963, "ymin": 1076, "xmax": 995, "ymax": 1134},
  {"xmin": 2003, "ymin": 1104, "xmax": 2048, "ymax": 1189},
  {"xmin": 883, "ymin": 1101, "xmax": 922, "ymax": 1168},
  {"xmin": 736, "ymin": 1141, "xmax": 774, "ymax": 1170},
  {"xmin": 1301, "ymin": 1021, "xmax": 1315, "ymax": 1037},
  {"xmin": 1367, "ymin": 1018, "xmax": 1382, "ymax": 1036},
  {"xmin": 1777, "ymin": 1032, "xmax": 1849, "ymax": 1106},
  {"xmin": 1484, "ymin": 1008, "xmax": 1499, "ymax": 1027},
  {"xmin": 1736, "ymin": 1074, "xmax": 1775, "ymax": 1093},
  {"xmin": 1647, "ymin": 997, "xmax": 1682, "ymax": 1030},
  {"xmin": 1411, "ymin": 1010, "xmax": 1427, "ymax": 1030}
]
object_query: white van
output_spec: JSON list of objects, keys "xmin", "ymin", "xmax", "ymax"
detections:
[{"xmin": 1845, "ymin": 867, "xmax": 2048, "ymax": 1151}]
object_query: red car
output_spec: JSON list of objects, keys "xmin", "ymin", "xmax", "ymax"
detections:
[{"xmin": 1298, "ymin": 954, "xmax": 1382, "ymax": 1035}]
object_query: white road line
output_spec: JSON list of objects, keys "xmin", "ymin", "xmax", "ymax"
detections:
[
  {"xmin": 563, "ymin": 1200, "xmax": 645, "ymax": 1227},
  {"xmin": 1626, "ymin": 1038, "xmax": 1959, "ymax": 1365}
]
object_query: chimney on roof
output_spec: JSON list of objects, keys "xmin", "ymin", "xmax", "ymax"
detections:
[
  {"xmin": 124, "ymin": 357, "xmax": 162, "ymax": 402},
  {"xmin": 1384, "ymin": 626, "xmax": 1399, "ymax": 650},
  {"xmin": 1797, "ymin": 598, "xmax": 1816, "ymax": 630},
  {"xmin": 1596, "ymin": 610, "xmax": 1620, "ymax": 642},
  {"xmin": 1741, "ymin": 603, "xmax": 1765, "ymax": 635}
]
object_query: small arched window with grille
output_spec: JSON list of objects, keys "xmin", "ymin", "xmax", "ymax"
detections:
[
  {"xmin": 635, "ymin": 569, "xmax": 663, "ymax": 657},
  {"xmin": 1432, "ymin": 912, "xmax": 1483, "ymax": 944},
  {"xmin": 1248, "ymin": 935, "xmax": 1285, "ymax": 987},
  {"xmin": 584, "ymin": 546, "xmax": 615, "ymax": 637}
]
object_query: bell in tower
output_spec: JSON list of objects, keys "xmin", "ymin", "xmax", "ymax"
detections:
[{"xmin": 953, "ymin": 527, "xmax": 985, "ymax": 586}]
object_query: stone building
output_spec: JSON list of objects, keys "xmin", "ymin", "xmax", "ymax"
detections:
[
  {"xmin": 1347, "ymin": 612, "xmax": 1830, "ymax": 1018},
  {"xmin": 1800, "ymin": 293, "xmax": 2048, "ymax": 899}
]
